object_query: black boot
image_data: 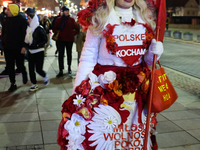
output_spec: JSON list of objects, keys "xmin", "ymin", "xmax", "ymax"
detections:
[
  {"xmin": 56, "ymin": 71, "xmax": 63, "ymax": 78},
  {"xmin": 55, "ymin": 50, "xmax": 58, "ymax": 57},
  {"xmin": 8, "ymin": 83, "xmax": 17, "ymax": 92},
  {"xmin": 22, "ymin": 72, "xmax": 28, "ymax": 84},
  {"xmin": 68, "ymin": 66, "xmax": 71, "ymax": 74}
]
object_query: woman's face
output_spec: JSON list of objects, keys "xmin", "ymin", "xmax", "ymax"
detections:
[
  {"xmin": 116, "ymin": 0, "xmax": 135, "ymax": 9},
  {"xmin": 27, "ymin": 16, "xmax": 32, "ymax": 24}
]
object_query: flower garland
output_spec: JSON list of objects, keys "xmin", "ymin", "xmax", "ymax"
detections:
[
  {"xmin": 77, "ymin": 0, "xmax": 106, "ymax": 28},
  {"xmin": 139, "ymin": 23, "xmax": 154, "ymax": 49},
  {"xmin": 102, "ymin": 24, "xmax": 118, "ymax": 55},
  {"xmin": 121, "ymin": 18, "xmax": 136, "ymax": 26},
  {"xmin": 102, "ymin": 21, "xmax": 154, "ymax": 56}
]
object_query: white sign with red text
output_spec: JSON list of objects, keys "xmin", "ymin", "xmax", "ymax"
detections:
[{"xmin": 113, "ymin": 24, "xmax": 146, "ymax": 66}]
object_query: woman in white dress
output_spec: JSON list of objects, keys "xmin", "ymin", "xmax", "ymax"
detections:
[{"xmin": 57, "ymin": 0, "xmax": 163, "ymax": 149}]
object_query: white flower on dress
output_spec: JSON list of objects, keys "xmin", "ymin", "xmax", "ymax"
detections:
[
  {"xmin": 66, "ymin": 134, "xmax": 85, "ymax": 150},
  {"xmin": 98, "ymin": 71, "xmax": 116, "ymax": 88},
  {"xmin": 73, "ymin": 95, "xmax": 86, "ymax": 107},
  {"xmin": 88, "ymin": 72, "xmax": 100, "ymax": 90},
  {"xmin": 87, "ymin": 105, "xmax": 121, "ymax": 150},
  {"xmin": 64, "ymin": 113, "xmax": 89, "ymax": 136},
  {"xmin": 102, "ymin": 115, "xmax": 119, "ymax": 130}
]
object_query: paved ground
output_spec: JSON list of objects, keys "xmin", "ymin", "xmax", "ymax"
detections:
[
  {"xmin": 161, "ymin": 39, "xmax": 200, "ymax": 79},
  {"xmin": 0, "ymin": 34, "xmax": 200, "ymax": 150}
]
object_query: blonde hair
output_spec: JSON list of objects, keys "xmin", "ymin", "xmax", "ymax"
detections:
[{"xmin": 89, "ymin": 0, "xmax": 156, "ymax": 36}]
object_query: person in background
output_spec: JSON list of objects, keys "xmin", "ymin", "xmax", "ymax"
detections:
[
  {"xmin": 0, "ymin": 7, "xmax": 7, "ymax": 72},
  {"xmin": 0, "ymin": 7, "xmax": 24, "ymax": 77},
  {"xmin": 52, "ymin": 12, "xmax": 61, "ymax": 57},
  {"xmin": 75, "ymin": 20, "xmax": 86, "ymax": 65},
  {"xmin": 166, "ymin": 14, "xmax": 170, "ymax": 30},
  {"xmin": 2, "ymin": 4, "xmax": 28, "ymax": 92},
  {"xmin": 49, "ymin": 30, "xmax": 52, "ymax": 47},
  {"xmin": 40, "ymin": 14, "xmax": 52, "ymax": 56},
  {"xmin": 22, "ymin": 8, "xmax": 49, "ymax": 91},
  {"xmin": 0, "ymin": 7, "xmax": 7, "ymax": 25},
  {"xmin": 53, "ymin": 6, "xmax": 79, "ymax": 77}
]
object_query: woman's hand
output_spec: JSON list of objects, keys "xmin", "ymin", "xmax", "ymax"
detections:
[
  {"xmin": 148, "ymin": 39, "xmax": 163, "ymax": 56},
  {"xmin": 21, "ymin": 47, "xmax": 26, "ymax": 54},
  {"xmin": 144, "ymin": 39, "xmax": 164, "ymax": 66}
]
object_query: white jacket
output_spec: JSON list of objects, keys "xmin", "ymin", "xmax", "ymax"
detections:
[{"xmin": 74, "ymin": 7, "xmax": 163, "ymax": 91}]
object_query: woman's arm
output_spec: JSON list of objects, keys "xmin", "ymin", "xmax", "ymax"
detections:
[
  {"xmin": 73, "ymin": 29, "xmax": 101, "ymax": 93},
  {"xmin": 29, "ymin": 26, "xmax": 47, "ymax": 49}
]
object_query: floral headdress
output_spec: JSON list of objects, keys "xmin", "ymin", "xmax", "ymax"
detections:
[{"xmin": 77, "ymin": 0, "xmax": 106, "ymax": 29}]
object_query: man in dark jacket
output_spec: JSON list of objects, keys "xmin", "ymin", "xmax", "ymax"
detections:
[
  {"xmin": 2, "ymin": 4, "xmax": 28, "ymax": 92},
  {"xmin": 53, "ymin": 6, "xmax": 79, "ymax": 77}
]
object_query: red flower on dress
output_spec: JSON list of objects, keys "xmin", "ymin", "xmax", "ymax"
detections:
[
  {"xmin": 141, "ymin": 77, "xmax": 150, "ymax": 93},
  {"xmin": 76, "ymin": 106, "xmax": 94, "ymax": 121},
  {"xmin": 102, "ymin": 24, "xmax": 119, "ymax": 55},
  {"xmin": 101, "ymin": 91, "xmax": 119, "ymax": 105},
  {"xmin": 85, "ymin": 93, "xmax": 100, "ymax": 109},
  {"xmin": 121, "ymin": 19, "xmax": 136, "ymax": 26},
  {"xmin": 137, "ymin": 71, "xmax": 146, "ymax": 83},
  {"xmin": 108, "ymin": 80, "xmax": 123, "ymax": 96},
  {"xmin": 75, "ymin": 80, "xmax": 91, "ymax": 96},
  {"xmin": 57, "ymin": 119, "xmax": 69, "ymax": 150},
  {"xmin": 116, "ymin": 70, "xmax": 140, "ymax": 94},
  {"xmin": 77, "ymin": 0, "xmax": 106, "ymax": 28},
  {"xmin": 93, "ymin": 85, "xmax": 104, "ymax": 95},
  {"xmin": 61, "ymin": 94, "xmax": 77, "ymax": 114},
  {"xmin": 138, "ymin": 23, "xmax": 154, "ymax": 49},
  {"xmin": 77, "ymin": 9, "xmax": 94, "ymax": 28}
]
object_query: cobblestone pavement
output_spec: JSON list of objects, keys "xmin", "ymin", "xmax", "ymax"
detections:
[
  {"xmin": 160, "ymin": 35, "xmax": 200, "ymax": 98},
  {"xmin": 6, "ymin": 145, "xmax": 44, "ymax": 150},
  {"xmin": 161, "ymin": 39, "xmax": 200, "ymax": 79},
  {"xmin": 164, "ymin": 67, "xmax": 200, "ymax": 98}
]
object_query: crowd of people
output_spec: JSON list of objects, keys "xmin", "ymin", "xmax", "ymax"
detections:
[{"xmin": 0, "ymin": 4, "xmax": 84, "ymax": 92}]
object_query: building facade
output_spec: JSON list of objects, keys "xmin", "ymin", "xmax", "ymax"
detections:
[{"xmin": 167, "ymin": 0, "xmax": 200, "ymax": 16}]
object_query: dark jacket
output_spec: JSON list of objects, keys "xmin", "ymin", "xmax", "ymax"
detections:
[
  {"xmin": 25, "ymin": 25, "xmax": 47, "ymax": 50},
  {"xmin": 52, "ymin": 14, "xmax": 60, "ymax": 28},
  {"xmin": 2, "ymin": 14, "xmax": 28, "ymax": 51},
  {"xmin": 0, "ymin": 12, "xmax": 6, "ymax": 25},
  {"xmin": 53, "ymin": 15, "xmax": 79, "ymax": 42}
]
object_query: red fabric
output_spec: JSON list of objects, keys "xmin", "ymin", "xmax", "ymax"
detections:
[
  {"xmin": 92, "ymin": 63, "xmax": 151, "ymax": 123},
  {"xmin": 92, "ymin": 63, "xmax": 150, "ymax": 77},
  {"xmin": 53, "ymin": 16, "xmax": 79, "ymax": 42},
  {"xmin": 155, "ymin": 0, "xmax": 166, "ymax": 42}
]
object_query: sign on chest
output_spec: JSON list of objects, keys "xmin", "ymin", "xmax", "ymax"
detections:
[{"xmin": 112, "ymin": 25, "xmax": 146, "ymax": 66}]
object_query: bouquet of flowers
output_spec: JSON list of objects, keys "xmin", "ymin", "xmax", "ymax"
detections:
[{"xmin": 57, "ymin": 69, "xmax": 151, "ymax": 149}]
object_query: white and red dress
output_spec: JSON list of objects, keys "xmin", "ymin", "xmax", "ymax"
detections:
[{"xmin": 58, "ymin": 6, "xmax": 158, "ymax": 150}]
